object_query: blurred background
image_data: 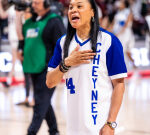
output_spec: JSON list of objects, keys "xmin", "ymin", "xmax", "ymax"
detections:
[{"xmin": 0, "ymin": 0, "xmax": 150, "ymax": 135}]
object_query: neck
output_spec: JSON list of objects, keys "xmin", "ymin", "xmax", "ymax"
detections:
[
  {"xmin": 37, "ymin": 8, "xmax": 50, "ymax": 16},
  {"xmin": 76, "ymin": 25, "xmax": 91, "ymax": 41}
]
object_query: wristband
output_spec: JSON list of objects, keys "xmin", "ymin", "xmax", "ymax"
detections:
[
  {"xmin": 18, "ymin": 40, "xmax": 24, "ymax": 50},
  {"xmin": 59, "ymin": 60, "xmax": 71, "ymax": 73}
]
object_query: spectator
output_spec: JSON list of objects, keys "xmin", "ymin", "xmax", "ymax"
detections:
[
  {"xmin": 17, "ymin": 0, "xmax": 66, "ymax": 134},
  {"xmin": 112, "ymin": 0, "xmax": 135, "ymax": 70},
  {"xmin": 5, "ymin": 5, "xmax": 18, "ymax": 86}
]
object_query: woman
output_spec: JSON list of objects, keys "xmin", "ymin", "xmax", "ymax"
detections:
[
  {"xmin": 46, "ymin": 0, "xmax": 127, "ymax": 135},
  {"xmin": 16, "ymin": 9, "xmax": 34, "ymax": 107},
  {"xmin": 6, "ymin": 5, "xmax": 18, "ymax": 86},
  {"xmin": 112, "ymin": 0, "xmax": 135, "ymax": 69}
]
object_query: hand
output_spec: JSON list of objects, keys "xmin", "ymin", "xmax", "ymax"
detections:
[
  {"xmin": 133, "ymin": 63, "xmax": 137, "ymax": 69},
  {"xmin": 17, "ymin": 51, "xmax": 24, "ymax": 62},
  {"xmin": 99, "ymin": 124, "xmax": 114, "ymax": 135},
  {"xmin": 65, "ymin": 44, "xmax": 96, "ymax": 67}
]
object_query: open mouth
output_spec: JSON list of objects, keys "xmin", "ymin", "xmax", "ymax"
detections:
[{"xmin": 71, "ymin": 16, "xmax": 80, "ymax": 22}]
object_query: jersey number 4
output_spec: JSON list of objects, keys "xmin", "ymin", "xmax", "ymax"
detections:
[{"xmin": 66, "ymin": 78, "xmax": 75, "ymax": 94}]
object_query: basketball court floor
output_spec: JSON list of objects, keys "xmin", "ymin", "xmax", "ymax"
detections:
[{"xmin": 0, "ymin": 72, "xmax": 150, "ymax": 135}]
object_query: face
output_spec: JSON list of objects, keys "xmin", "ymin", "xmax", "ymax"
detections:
[
  {"xmin": 32, "ymin": 0, "xmax": 45, "ymax": 14},
  {"xmin": 118, "ymin": 1, "xmax": 126, "ymax": 10},
  {"xmin": 68, "ymin": 0, "xmax": 94, "ymax": 29}
]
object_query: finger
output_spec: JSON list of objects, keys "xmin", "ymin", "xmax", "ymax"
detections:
[
  {"xmin": 80, "ymin": 60, "xmax": 91, "ymax": 64},
  {"xmin": 74, "ymin": 44, "xmax": 80, "ymax": 52},
  {"xmin": 80, "ymin": 50, "xmax": 94, "ymax": 54},
  {"xmin": 80, "ymin": 56, "xmax": 95, "ymax": 60},
  {"xmin": 80, "ymin": 52, "xmax": 96, "ymax": 57}
]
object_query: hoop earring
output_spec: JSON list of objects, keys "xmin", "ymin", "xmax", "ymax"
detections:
[{"xmin": 92, "ymin": 16, "xmax": 95, "ymax": 22}]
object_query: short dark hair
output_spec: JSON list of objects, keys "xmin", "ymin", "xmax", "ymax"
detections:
[{"xmin": 63, "ymin": 0, "xmax": 100, "ymax": 59}]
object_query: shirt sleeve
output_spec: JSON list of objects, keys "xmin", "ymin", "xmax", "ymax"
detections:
[
  {"xmin": 43, "ymin": 17, "xmax": 66, "ymax": 64},
  {"xmin": 106, "ymin": 35, "xmax": 127, "ymax": 80},
  {"xmin": 46, "ymin": 17, "xmax": 66, "ymax": 47},
  {"xmin": 47, "ymin": 37, "xmax": 62, "ymax": 71}
]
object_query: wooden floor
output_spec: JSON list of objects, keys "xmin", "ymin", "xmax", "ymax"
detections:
[{"xmin": 0, "ymin": 73, "xmax": 150, "ymax": 135}]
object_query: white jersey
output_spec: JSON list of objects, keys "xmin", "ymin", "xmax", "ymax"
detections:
[
  {"xmin": 113, "ymin": 8, "xmax": 135, "ymax": 70},
  {"xmin": 7, "ymin": 6, "xmax": 18, "ymax": 42},
  {"xmin": 113, "ymin": 8, "xmax": 131, "ymax": 34},
  {"xmin": 48, "ymin": 27, "xmax": 127, "ymax": 135}
]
